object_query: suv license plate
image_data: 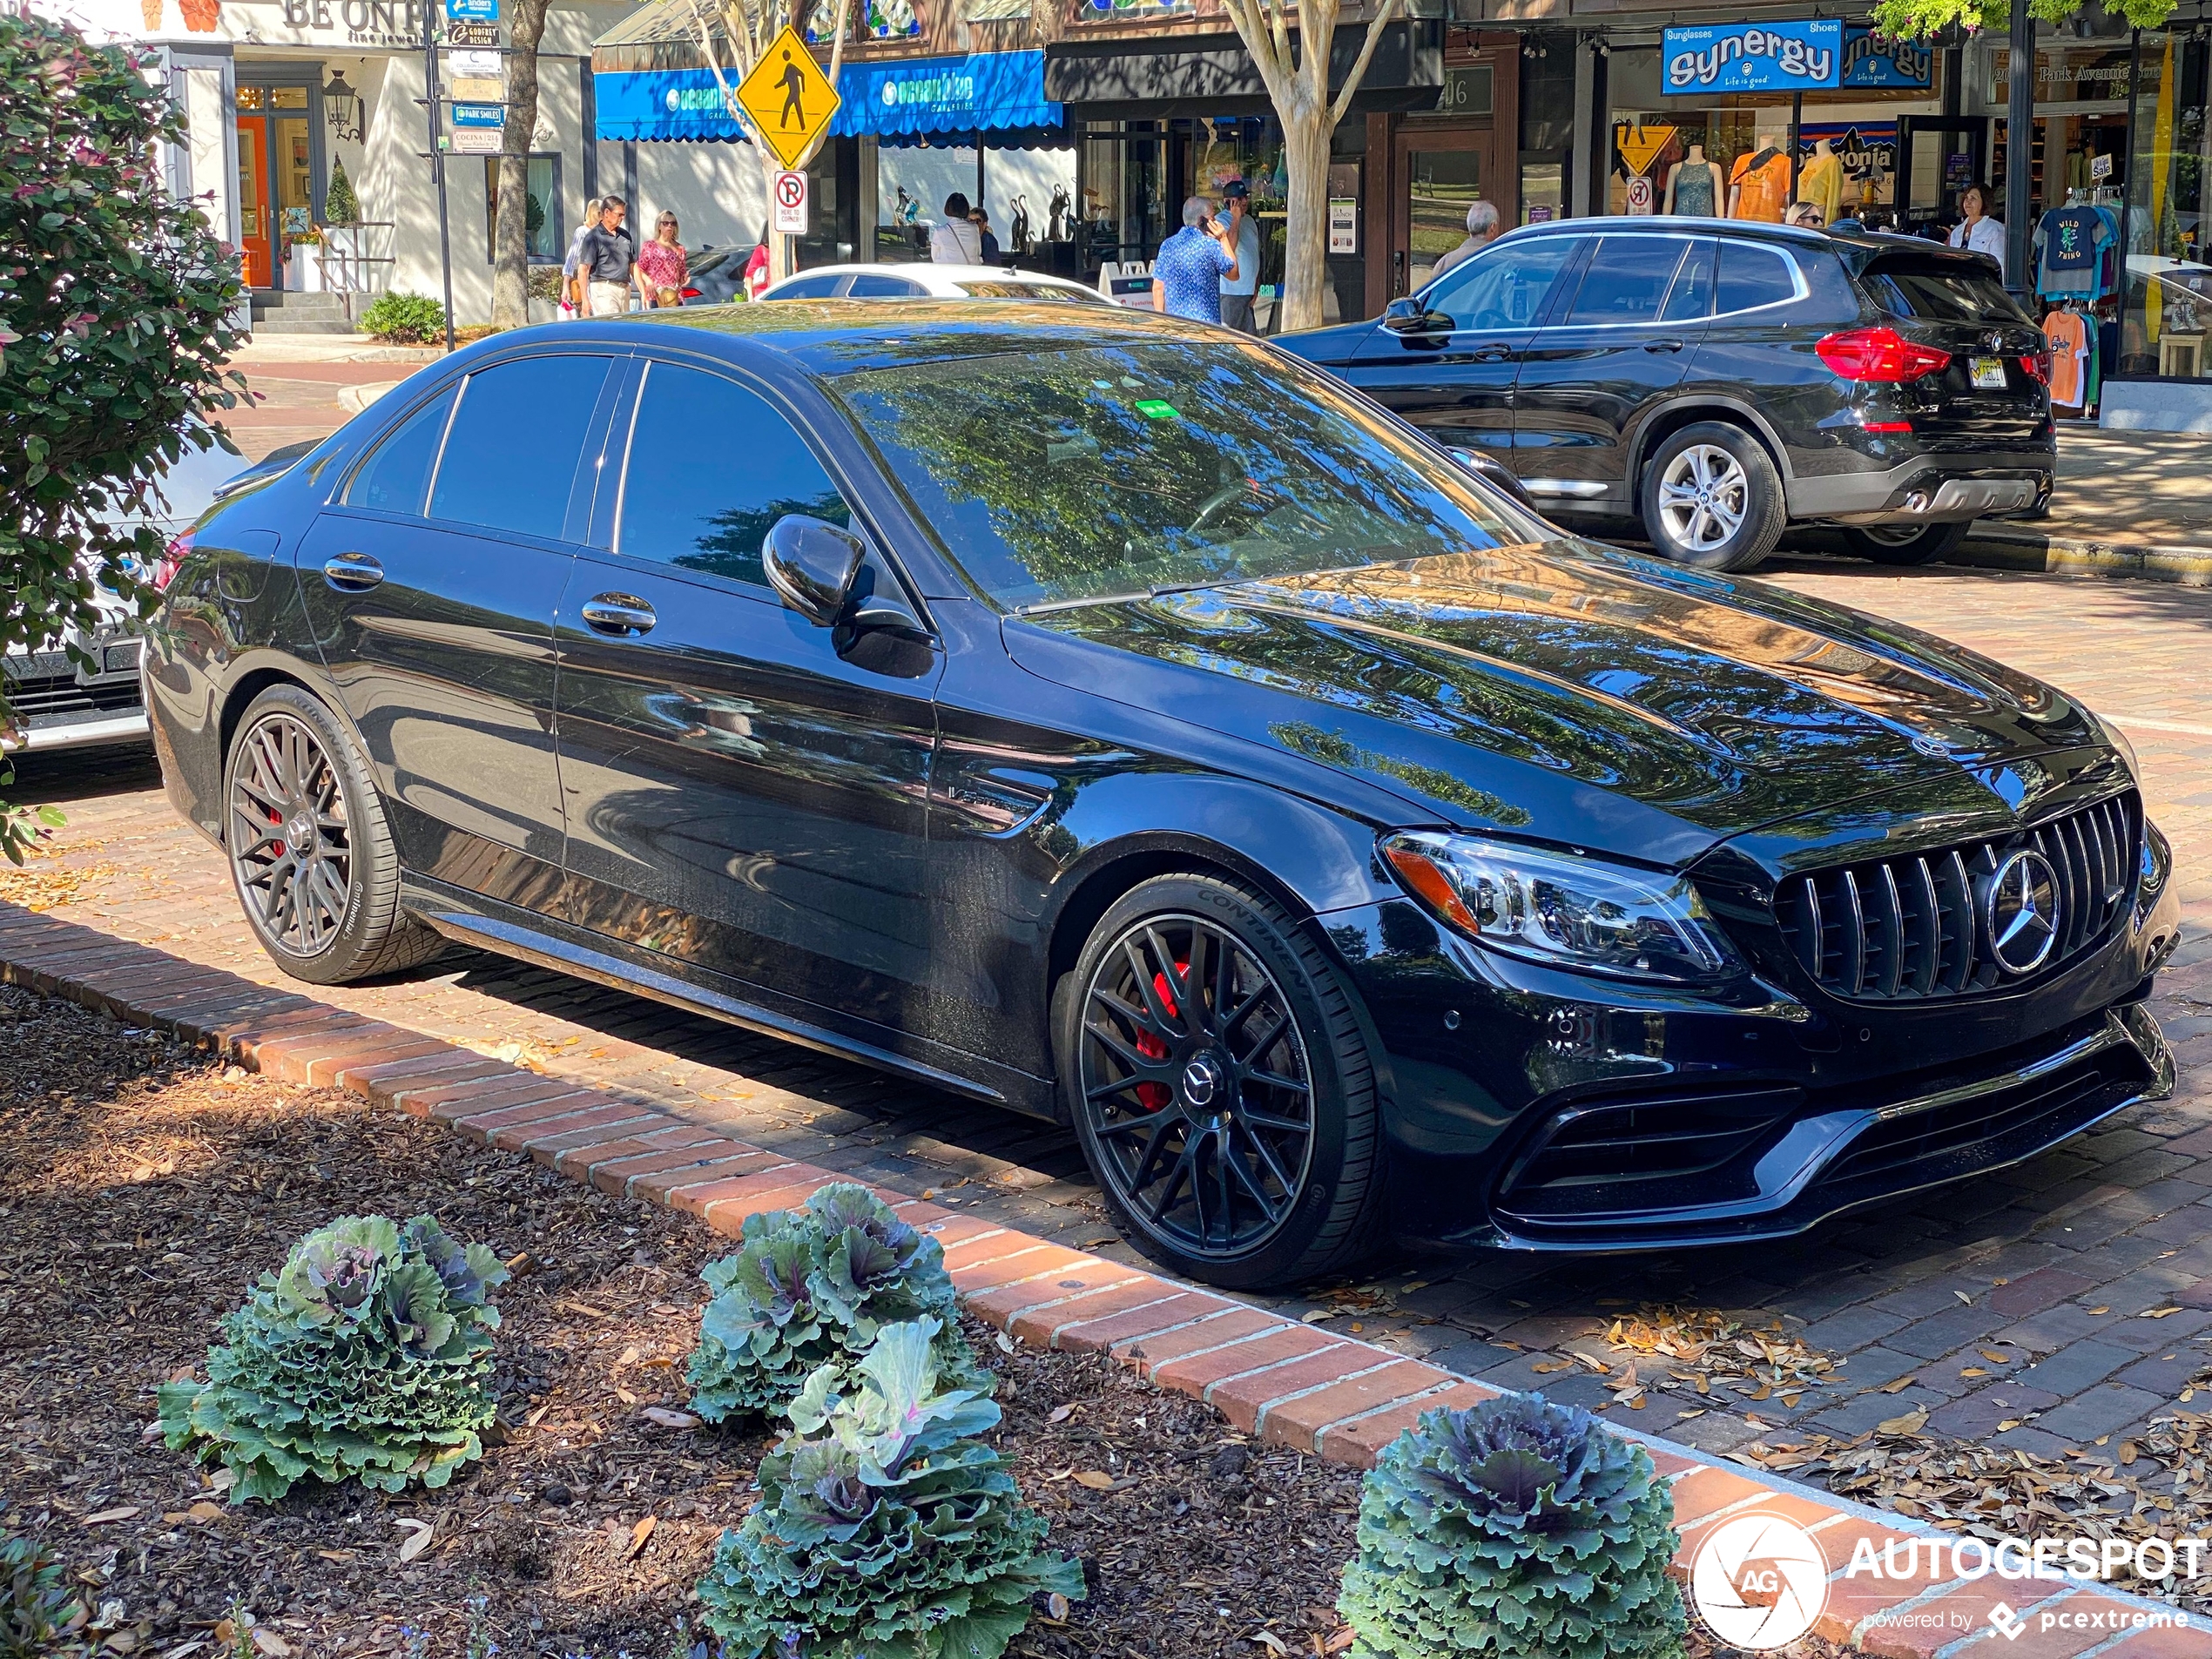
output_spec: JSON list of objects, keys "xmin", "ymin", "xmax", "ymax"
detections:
[{"xmin": 1971, "ymin": 355, "xmax": 2008, "ymax": 390}]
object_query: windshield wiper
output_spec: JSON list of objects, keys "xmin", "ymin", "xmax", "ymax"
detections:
[{"xmin": 1010, "ymin": 579, "xmax": 1238, "ymax": 618}]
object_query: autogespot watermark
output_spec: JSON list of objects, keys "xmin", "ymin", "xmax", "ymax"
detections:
[{"xmin": 1689, "ymin": 1512, "xmax": 2201, "ymax": 1650}]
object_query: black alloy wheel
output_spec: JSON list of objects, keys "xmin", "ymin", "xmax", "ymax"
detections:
[
  {"xmin": 228, "ymin": 707, "xmax": 352, "ymax": 956},
  {"xmin": 223, "ymin": 685, "xmax": 443, "ymax": 984},
  {"xmin": 1062, "ymin": 873, "xmax": 1384, "ymax": 1289}
]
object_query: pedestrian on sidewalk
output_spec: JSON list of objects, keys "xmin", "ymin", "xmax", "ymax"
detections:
[
  {"xmin": 637, "ymin": 211, "xmax": 689, "ymax": 307},
  {"xmin": 1948, "ymin": 185, "xmax": 2006, "ymax": 280},
  {"xmin": 559, "ymin": 196, "xmax": 600, "ymax": 320},
  {"xmin": 1150, "ymin": 196, "xmax": 1240, "ymax": 325},
  {"xmin": 743, "ymin": 223, "xmax": 772, "ymax": 302},
  {"xmin": 930, "ymin": 193, "xmax": 981, "ymax": 264},
  {"xmin": 1429, "ymin": 199, "xmax": 1500, "ymax": 281},
  {"xmin": 1217, "ymin": 179, "xmax": 1262, "ymax": 334},
  {"xmin": 579, "ymin": 196, "xmax": 637, "ymax": 318}
]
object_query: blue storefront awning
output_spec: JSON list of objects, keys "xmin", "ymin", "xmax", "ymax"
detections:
[
  {"xmin": 833, "ymin": 51, "xmax": 1058, "ymax": 140},
  {"xmin": 594, "ymin": 66, "xmax": 748, "ymax": 143}
]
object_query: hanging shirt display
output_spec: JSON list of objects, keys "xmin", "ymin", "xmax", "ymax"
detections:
[
  {"xmin": 2034, "ymin": 203, "xmax": 2115, "ymax": 300},
  {"xmin": 1730, "ymin": 148, "xmax": 1792, "ymax": 223},
  {"xmin": 1797, "ymin": 150, "xmax": 1844, "ymax": 224},
  {"xmin": 2044, "ymin": 307, "xmax": 2089, "ymax": 408}
]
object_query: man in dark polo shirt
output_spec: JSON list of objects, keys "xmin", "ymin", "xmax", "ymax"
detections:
[{"xmin": 577, "ymin": 195, "xmax": 637, "ymax": 318}]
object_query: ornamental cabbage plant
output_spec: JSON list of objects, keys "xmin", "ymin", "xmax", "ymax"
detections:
[
  {"xmin": 158, "ymin": 1215, "xmax": 509, "ymax": 1504},
  {"xmin": 697, "ymin": 1318, "xmax": 1083, "ymax": 1659},
  {"xmin": 687, "ymin": 1182, "xmax": 981, "ymax": 1423},
  {"xmin": 1337, "ymin": 1393, "xmax": 1686, "ymax": 1659}
]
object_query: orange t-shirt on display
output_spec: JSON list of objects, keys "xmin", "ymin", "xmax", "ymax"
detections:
[
  {"xmin": 2044, "ymin": 308, "xmax": 2088, "ymax": 408},
  {"xmin": 1730, "ymin": 150, "xmax": 1792, "ymax": 223}
]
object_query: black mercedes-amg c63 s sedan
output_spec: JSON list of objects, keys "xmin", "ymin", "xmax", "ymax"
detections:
[{"xmin": 144, "ymin": 303, "xmax": 2180, "ymax": 1290}]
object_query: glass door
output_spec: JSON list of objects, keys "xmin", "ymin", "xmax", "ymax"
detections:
[{"xmin": 1393, "ymin": 123, "xmax": 1503, "ymax": 298}]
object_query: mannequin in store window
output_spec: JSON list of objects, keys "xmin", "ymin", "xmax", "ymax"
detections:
[
  {"xmin": 1798, "ymin": 137, "xmax": 1844, "ymax": 227},
  {"xmin": 1730, "ymin": 129, "xmax": 1793, "ymax": 223},
  {"xmin": 1664, "ymin": 143, "xmax": 1723, "ymax": 216}
]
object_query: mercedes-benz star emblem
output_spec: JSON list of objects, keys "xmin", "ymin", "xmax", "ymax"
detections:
[
  {"xmin": 1181, "ymin": 1054, "xmax": 1221, "ymax": 1108},
  {"xmin": 1986, "ymin": 849, "xmax": 2061, "ymax": 975}
]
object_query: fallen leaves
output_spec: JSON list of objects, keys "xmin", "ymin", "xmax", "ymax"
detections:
[
  {"xmin": 1874, "ymin": 1407, "xmax": 1929, "ymax": 1436},
  {"xmin": 625, "ymin": 1515, "xmax": 657, "ymax": 1559},
  {"xmin": 1601, "ymin": 1305, "xmax": 1839, "ymax": 1411},
  {"xmin": 641, "ymin": 1406, "xmax": 698, "ymax": 1430},
  {"xmin": 395, "ymin": 1519, "xmax": 434, "ymax": 1562}
]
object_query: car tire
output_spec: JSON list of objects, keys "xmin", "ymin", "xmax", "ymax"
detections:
[
  {"xmin": 1056, "ymin": 872, "xmax": 1386, "ymax": 1291},
  {"xmin": 1640, "ymin": 421, "xmax": 1787, "ymax": 572},
  {"xmin": 222, "ymin": 684, "xmax": 443, "ymax": 985},
  {"xmin": 1837, "ymin": 520, "xmax": 1972, "ymax": 566}
]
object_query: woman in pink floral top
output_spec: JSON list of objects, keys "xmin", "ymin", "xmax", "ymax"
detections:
[{"xmin": 636, "ymin": 212, "xmax": 689, "ymax": 307}]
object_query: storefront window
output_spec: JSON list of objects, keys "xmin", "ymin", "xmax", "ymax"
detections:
[
  {"xmin": 1520, "ymin": 31, "xmax": 1575, "ymax": 224},
  {"xmin": 1607, "ymin": 35, "xmax": 1943, "ymax": 231},
  {"xmin": 2117, "ymin": 30, "xmax": 2210, "ymax": 381},
  {"xmin": 483, "ymin": 155, "xmax": 561, "ymax": 262}
]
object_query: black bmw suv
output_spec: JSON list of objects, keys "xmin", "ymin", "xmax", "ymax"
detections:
[{"xmin": 1279, "ymin": 219, "xmax": 2055, "ymax": 572}]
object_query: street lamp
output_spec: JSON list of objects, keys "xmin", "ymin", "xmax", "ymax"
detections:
[{"xmin": 323, "ymin": 71, "xmax": 363, "ymax": 144}]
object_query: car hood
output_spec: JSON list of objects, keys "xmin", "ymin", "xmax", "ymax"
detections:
[{"xmin": 1002, "ymin": 538, "xmax": 2107, "ymax": 867}]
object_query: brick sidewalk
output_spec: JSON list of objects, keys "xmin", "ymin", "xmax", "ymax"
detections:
[{"xmin": 6, "ymin": 550, "xmax": 2212, "ymax": 1649}]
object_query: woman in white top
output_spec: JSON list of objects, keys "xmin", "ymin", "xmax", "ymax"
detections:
[
  {"xmin": 1947, "ymin": 185, "xmax": 2007, "ymax": 280},
  {"xmin": 929, "ymin": 192, "xmax": 983, "ymax": 264}
]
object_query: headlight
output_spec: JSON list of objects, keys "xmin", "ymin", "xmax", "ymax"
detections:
[
  {"xmin": 1380, "ymin": 831, "xmax": 1744, "ymax": 985},
  {"xmin": 2140, "ymin": 819, "xmax": 2173, "ymax": 919},
  {"xmin": 2101, "ymin": 716, "xmax": 2140, "ymax": 779}
]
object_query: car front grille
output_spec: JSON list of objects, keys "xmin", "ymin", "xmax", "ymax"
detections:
[
  {"xmin": 1774, "ymin": 791, "xmax": 2138, "ymax": 1001},
  {"xmin": 2, "ymin": 671, "xmax": 145, "ymax": 724},
  {"xmin": 1494, "ymin": 1083, "xmax": 1802, "ymax": 1220}
]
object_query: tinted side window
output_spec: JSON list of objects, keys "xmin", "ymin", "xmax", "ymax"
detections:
[
  {"xmin": 847, "ymin": 273, "xmax": 922, "ymax": 297},
  {"xmin": 1715, "ymin": 244, "xmax": 1800, "ymax": 315},
  {"xmin": 346, "ymin": 385, "xmax": 456, "ymax": 516},
  {"xmin": 1567, "ymin": 237, "xmax": 1689, "ymax": 325},
  {"xmin": 1660, "ymin": 239, "xmax": 1716, "ymax": 321},
  {"xmin": 428, "ymin": 354, "xmax": 610, "ymax": 540},
  {"xmin": 616, "ymin": 361, "xmax": 852, "ymax": 588},
  {"xmin": 1426, "ymin": 237, "xmax": 1582, "ymax": 330},
  {"xmin": 767, "ymin": 273, "xmax": 843, "ymax": 300}
]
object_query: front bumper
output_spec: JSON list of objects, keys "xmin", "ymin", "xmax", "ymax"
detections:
[
  {"xmin": 2, "ymin": 637, "xmax": 150, "ymax": 753},
  {"xmin": 1327, "ymin": 845, "xmax": 2181, "ymax": 1255},
  {"xmin": 1789, "ymin": 448, "xmax": 2056, "ymax": 526}
]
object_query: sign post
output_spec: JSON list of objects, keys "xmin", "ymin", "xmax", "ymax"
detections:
[
  {"xmin": 735, "ymin": 26, "xmax": 841, "ymax": 277},
  {"xmin": 421, "ymin": 3, "xmax": 456, "ymax": 349}
]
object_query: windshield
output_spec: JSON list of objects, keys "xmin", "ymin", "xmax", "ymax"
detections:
[
  {"xmin": 1862, "ymin": 258, "xmax": 2027, "ymax": 324},
  {"xmin": 956, "ymin": 280, "xmax": 1100, "ymax": 303},
  {"xmin": 831, "ymin": 341, "xmax": 1531, "ymax": 610}
]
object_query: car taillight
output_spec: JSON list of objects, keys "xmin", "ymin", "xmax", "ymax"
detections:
[
  {"xmin": 681, "ymin": 287, "xmax": 701, "ymax": 300},
  {"xmin": 2020, "ymin": 350, "xmax": 2051, "ymax": 384},
  {"xmin": 1816, "ymin": 327, "xmax": 1952, "ymax": 382}
]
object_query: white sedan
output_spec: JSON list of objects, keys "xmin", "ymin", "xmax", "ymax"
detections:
[{"xmin": 755, "ymin": 263, "xmax": 1108, "ymax": 306}]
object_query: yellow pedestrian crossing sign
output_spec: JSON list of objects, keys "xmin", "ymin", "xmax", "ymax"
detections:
[{"xmin": 737, "ymin": 26, "xmax": 840, "ymax": 171}]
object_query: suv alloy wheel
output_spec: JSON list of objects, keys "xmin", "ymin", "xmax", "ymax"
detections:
[{"xmin": 1641, "ymin": 421, "xmax": 1787, "ymax": 572}]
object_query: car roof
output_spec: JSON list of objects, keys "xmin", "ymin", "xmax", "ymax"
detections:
[
  {"xmin": 766, "ymin": 262, "xmax": 1096, "ymax": 292},
  {"xmin": 463, "ymin": 301, "xmax": 1223, "ymax": 381}
]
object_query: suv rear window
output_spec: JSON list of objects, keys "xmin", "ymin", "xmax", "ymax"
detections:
[{"xmin": 1860, "ymin": 258, "xmax": 2028, "ymax": 323}]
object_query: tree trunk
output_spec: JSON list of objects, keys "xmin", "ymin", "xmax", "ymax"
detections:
[
  {"xmin": 490, "ymin": 0, "xmax": 551, "ymax": 331},
  {"xmin": 1278, "ymin": 102, "xmax": 1333, "ymax": 333}
]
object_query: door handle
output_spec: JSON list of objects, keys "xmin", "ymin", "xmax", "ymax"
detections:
[
  {"xmin": 580, "ymin": 592, "xmax": 657, "ymax": 637},
  {"xmin": 1469, "ymin": 344, "xmax": 1515, "ymax": 363},
  {"xmin": 1644, "ymin": 338, "xmax": 1687, "ymax": 354},
  {"xmin": 321, "ymin": 551, "xmax": 384, "ymax": 591}
]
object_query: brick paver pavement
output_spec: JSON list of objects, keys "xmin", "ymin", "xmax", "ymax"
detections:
[{"xmin": 7, "ymin": 547, "xmax": 2211, "ymax": 1484}]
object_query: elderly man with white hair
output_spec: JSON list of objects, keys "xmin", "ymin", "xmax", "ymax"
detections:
[
  {"xmin": 1428, "ymin": 199, "xmax": 1501, "ymax": 281},
  {"xmin": 1150, "ymin": 195, "xmax": 1243, "ymax": 324}
]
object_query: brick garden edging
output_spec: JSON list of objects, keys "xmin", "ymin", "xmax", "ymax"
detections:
[{"xmin": 5, "ymin": 897, "xmax": 2209, "ymax": 1656}]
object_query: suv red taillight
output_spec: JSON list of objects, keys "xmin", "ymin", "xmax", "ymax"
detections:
[
  {"xmin": 149, "ymin": 530, "xmax": 192, "ymax": 592},
  {"xmin": 2020, "ymin": 350, "xmax": 2051, "ymax": 384},
  {"xmin": 1816, "ymin": 327, "xmax": 1952, "ymax": 383}
]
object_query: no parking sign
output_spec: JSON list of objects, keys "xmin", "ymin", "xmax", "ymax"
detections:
[{"xmin": 773, "ymin": 170, "xmax": 809, "ymax": 235}]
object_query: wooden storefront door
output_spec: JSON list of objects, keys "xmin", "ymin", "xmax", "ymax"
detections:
[{"xmin": 237, "ymin": 115, "xmax": 272, "ymax": 288}]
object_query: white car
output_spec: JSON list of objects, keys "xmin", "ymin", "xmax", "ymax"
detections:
[
  {"xmin": 755, "ymin": 262, "xmax": 1108, "ymax": 306},
  {"xmin": 3, "ymin": 439, "xmax": 285, "ymax": 756}
]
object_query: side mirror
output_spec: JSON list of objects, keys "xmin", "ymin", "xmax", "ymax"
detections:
[
  {"xmin": 762, "ymin": 515, "xmax": 865, "ymax": 626},
  {"xmin": 1382, "ymin": 296, "xmax": 1450, "ymax": 337}
]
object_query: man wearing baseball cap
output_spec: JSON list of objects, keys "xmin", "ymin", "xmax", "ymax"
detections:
[{"xmin": 1217, "ymin": 179, "xmax": 1262, "ymax": 334}]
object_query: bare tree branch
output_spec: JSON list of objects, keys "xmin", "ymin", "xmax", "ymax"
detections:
[{"xmin": 1330, "ymin": 0, "xmax": 1401, "ymax": 125}]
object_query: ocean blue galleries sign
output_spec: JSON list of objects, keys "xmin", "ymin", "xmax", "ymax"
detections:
[{"xmin": 1662, "ymin": 21, "xmax": 1844, "ymax": 94}]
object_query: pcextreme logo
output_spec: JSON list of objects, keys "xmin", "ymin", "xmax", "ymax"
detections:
[{"xmin": 1690, "ymin": 1513, "xmax": 1830, "ymax": 1650}]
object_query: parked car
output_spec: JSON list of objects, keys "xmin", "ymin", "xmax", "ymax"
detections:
[
  {"xmin": 145, "ymin": 305, "xmax": 2175, "ymax": 1290},
  {"xmin": 756, "ymin": 263, "xmax": 1109, "ymax": 305},
  {"xmin": 2, "ymin": 437, "xmax": 273, "ymax": 757},
  {"xmin": 1278, "ymin": 219, "xmax": 2057, "ymax": 572},
  {"xmin": 678, "ymin": 246, "xmax": 748, "ymax": 306}
]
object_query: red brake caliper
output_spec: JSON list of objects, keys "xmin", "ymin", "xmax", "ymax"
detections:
[{"xmin": 1133, "ymin": 963, "xmax": 1187, "ymax": 1111}]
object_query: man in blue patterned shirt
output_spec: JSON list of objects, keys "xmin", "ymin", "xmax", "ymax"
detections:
[{"xmin": 1150, "ymin": 196, "xmax": 1243, "ymax": 325}]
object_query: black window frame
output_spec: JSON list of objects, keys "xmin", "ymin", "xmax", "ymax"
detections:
[{"xmin": 1561, "ymin": 233, "xmax": 1696, "ymax": 328}]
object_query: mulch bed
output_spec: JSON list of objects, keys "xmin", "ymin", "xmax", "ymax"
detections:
[{"xmin": 0, "ymin": 980, "xmax": 1845, "ymax": 1658}]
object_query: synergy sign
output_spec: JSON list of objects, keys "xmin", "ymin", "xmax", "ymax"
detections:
[{"xmin": 1662, "ymin": 20, "xmax": 1843, "ymax": 93}]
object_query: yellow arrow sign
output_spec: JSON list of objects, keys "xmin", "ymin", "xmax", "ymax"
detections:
[
  {"xmin": 1614, "ymin": 124, "xmax": 1678, "ymax": 179},
  {"xmin": 737, "ymin": 25, "xmax": 841, "ymax": 171}
]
